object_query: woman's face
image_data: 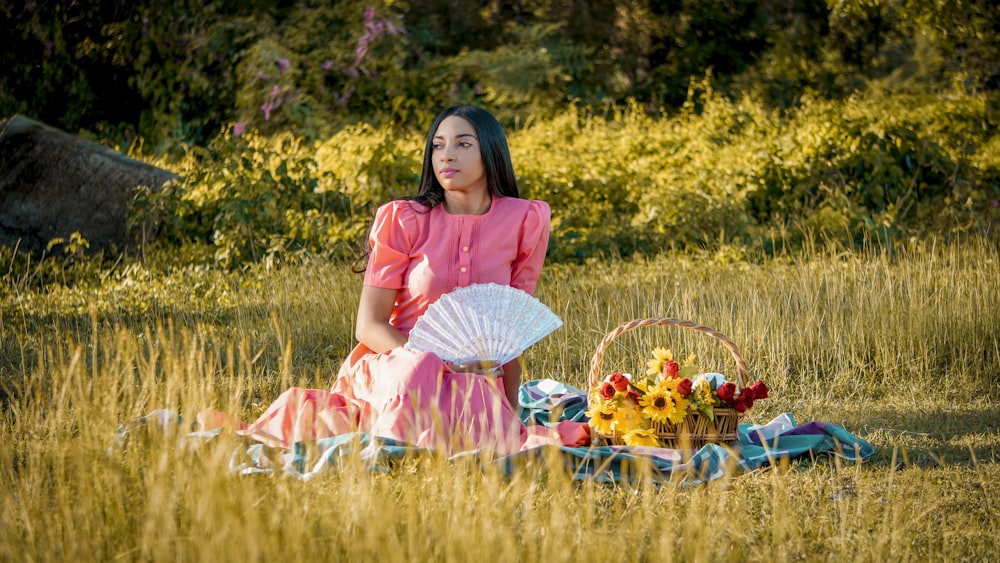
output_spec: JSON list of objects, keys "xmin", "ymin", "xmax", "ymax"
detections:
[{"xmin": 432, "ymin": 116, "xmax": 487, "ymax": 198}]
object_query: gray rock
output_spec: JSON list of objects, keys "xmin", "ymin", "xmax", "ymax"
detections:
[{"xmin": 0, "ymin": 114, "xmax": 176, "ymax": 254}]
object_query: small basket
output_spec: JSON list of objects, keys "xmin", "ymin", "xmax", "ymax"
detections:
[{"xmin": 588, "ymin": 317, "xmax": 750, "ymax": 449}]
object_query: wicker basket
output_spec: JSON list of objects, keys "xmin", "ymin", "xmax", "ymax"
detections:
[{"xmin": 588, "ymin": 317, "xmax": 750, "ymax": 449}]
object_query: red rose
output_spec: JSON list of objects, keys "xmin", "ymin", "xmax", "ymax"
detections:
[
  {"xmin": 663, "ymin": 360, "xmax": 680, "ymax": 379},
  {"xmin": 734, "ymin": 393, "xmax": 754, "ymax": 412},
  {"xmin": 626, "ymin": 389, "xmax": 641, "ymax": 404},
  {"xmin": 716, "ymin": 381, "xmax": 737, "ymax": 404},
  {"xmin": 608, "ymin": 372, "xmax": 630, "ymax": 392},
  {"xmin": 749, "ymin": 380, "xmax": 769, "ymax": 400},
  {"xmin": 676, "ymin": 378, "xmax": 693, "ymax": 398},
  {"xmin": 741, "ymin": 386, "xmax": 756, "ymax": 401},
  {"xmin": 599, "ymin": 382, "xmax": 617, "ymax": 400},
  {"xmin": 733, "ymin": 397, "xmax": 748, "ymax": 412}
]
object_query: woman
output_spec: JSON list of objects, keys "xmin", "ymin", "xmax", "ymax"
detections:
[{"xmin": 205, "ymin": 106, "xmax": 571, "ymax": 455}]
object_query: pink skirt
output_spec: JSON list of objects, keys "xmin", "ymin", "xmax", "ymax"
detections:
[{"xmin": 197, "ymin": 346, "xmax": 587, "ymax": 455}]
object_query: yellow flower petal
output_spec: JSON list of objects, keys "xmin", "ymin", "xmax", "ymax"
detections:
[
  {"xmin": 639, "ymin": 384, "xmax": 676, "ymax": 423},
  {"xmin": 645, "ymin": 347, "xmax": 674, "ymax": 377},
  {"xmin": 623, "ymin": 428, "xmax": 661, "ymax": 447},
  {"xmin": 586, "ymin": 402, "xmax": 617, "ymax": 434},
  {"xmin": 611, "ymin": 405, "xmax": 642, "ymax": 434},
  {"xmin": 665, "ymin": 394, "xmax": 690, "ymax": 424}
]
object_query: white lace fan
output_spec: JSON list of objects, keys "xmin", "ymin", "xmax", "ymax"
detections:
[{"xmin": 404, "ymin": 283, "xmax": 563, "ymax": 366}]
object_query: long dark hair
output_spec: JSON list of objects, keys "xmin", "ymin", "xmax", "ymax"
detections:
[
  {"xmin": 353, "ymin": 106, "xmax": 520, "ymax": 272},
  {"xmin": 410, "ymin": 105, "xmax": 520, "ymax": 208}
]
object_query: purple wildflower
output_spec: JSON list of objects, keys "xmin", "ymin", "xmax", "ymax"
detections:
[
  {"xmin": 260, "ymin": 85, "xmax": 283, "ymax": 121},
  {"xmin": 335, "ymin": 85, "xmax": 355, "ymax": 108},
  {"xmin": 355, "ymin": 37, "xmax": 370, "ymax": 63},
  {"xmin": 353, "ymin": 6, "xmax": 404, "ymax": 65}
]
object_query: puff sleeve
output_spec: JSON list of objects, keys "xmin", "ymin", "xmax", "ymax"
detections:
[
  {"xmin": 362, "ymin": 202, "xmax": 414, "ymax": 289},
  {"xmin": 510, "ymin": 200, "xmax": 551, "ymax": 295}
]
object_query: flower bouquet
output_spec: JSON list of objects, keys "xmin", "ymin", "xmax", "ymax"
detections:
[{"xmin": 585, "ymin": 318, "xmax": 769, "ymax": 448}]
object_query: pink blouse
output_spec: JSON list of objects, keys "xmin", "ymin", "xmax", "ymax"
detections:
[{"xmin": 363, "ymin": 196, "xmax": 551, "ymax": 336}]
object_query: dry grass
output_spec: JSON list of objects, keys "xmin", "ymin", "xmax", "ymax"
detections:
[{"xmin": 2, "ymin": 235, "xmax": 999, "ymax": 561}]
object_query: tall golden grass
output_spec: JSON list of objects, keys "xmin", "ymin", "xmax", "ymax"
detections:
[{"xmin": 2, "ymin": 235, "xmax": 998, "ymax": 561}]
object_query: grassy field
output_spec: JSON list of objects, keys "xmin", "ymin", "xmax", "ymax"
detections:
[{"xmin": 1, "ymin": 235, "xmax": 998, "ymax": 561}]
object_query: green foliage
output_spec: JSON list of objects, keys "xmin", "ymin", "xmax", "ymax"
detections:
[
  {"xmin": 229, "ymin": 2, "xmax": 429, "ymax": 138},
  {"xmin": 6, "ymin": 0, "xmax": 1000, "ymax": 150},
  {"xmin": 46, "ymin": 232, "xmax": 92, "ymax": 257},
  {"xmin": 0, "ymin": 0, "xmax": 145, "ymax": 142},
  {"xmin": 151, "ymin": 130, "xmax": 333, "ymax": 266},
  {"xmin": 637, "ymin": 0, "xmax": 770, "ymax": 107},
  {"xmin": 146, "ymin": 121, "xmax": 427, "ymax": 267},
  {"xmin": 122, "ymin": 1, "xmax": 261, "ymax": 152},
  {"xmin": 312, "ymin": 123, "xmax": 422, "ymax": 207},
  {"xmin": 0, "ymin": 244, "xmax": 107, "ymax": 299},
  {"xmin": 129, "ymin": 87, "xmax": 998, "ymax": 267},
  {"xmin": 736, "ymin": 0, "xmax": 1000, "ymax": 109},
  {"xmin": 223, "ymin": 6, "xmax": 599, "ymax": 140},
  {"xmin": 437, "ymin": 24, "xmax": 578, "ymax": 124},
  {"xmin": 743, "ymin": 90, "xmax": 999, "ymax": 245},
  {"xmin": 511, "ymin": 102, "xmax": 690, "ymax": 260}
]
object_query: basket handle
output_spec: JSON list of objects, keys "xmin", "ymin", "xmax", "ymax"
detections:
[{"xmin": 588, "ymin": 317, "xmax": 749, "ymax": 391}]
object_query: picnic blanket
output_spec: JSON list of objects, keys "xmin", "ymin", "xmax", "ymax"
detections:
[{"xmin": 119, "ymin": 379, "xmax": 875, "ymax": 483}]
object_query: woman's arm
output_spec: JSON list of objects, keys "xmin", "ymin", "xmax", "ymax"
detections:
[
  {"xmin": 355, "ymin": 285, "xmax": 407, "ymax": 354},
  {"xmin": 448, "ymin": 358, "xmax": 520, "ymax": 411},
  {"xmin": 500, "ymin": 358, "xmax": 522, "ymax": 412}
]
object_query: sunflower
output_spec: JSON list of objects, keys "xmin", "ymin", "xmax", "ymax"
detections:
[
  {"xmin": 623, "ymin": 427, "xmax": 661, "ymax": 447},
  {"xmin": 639, "ymin": 381, "xmax": 677, "ymax": 423},
  {"xmin": 585, "ymin": 401, "xmax": 617, "ymax": 434},
  {"xmin": 611, "ymin": 403, "xmax": 642, "ymax": 434},
  {"xmin": 666, "ymin": 397, "xmax": 690, "ymax": 424},
  {"xmin": 660, "ymin": 378, "xmax": 692, "ymax": 424},
  {"xmin": 633, "ymin": 378, "xmax": 650, "ymax": 393},
  {"xmin": 645, "ymin": 347, "xmax": 674, "ymax": 377}
]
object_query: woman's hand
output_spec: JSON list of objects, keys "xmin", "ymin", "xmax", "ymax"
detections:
[{"xmin": 446, "ymin": 360, "xmax": 503, "ymax": 377}]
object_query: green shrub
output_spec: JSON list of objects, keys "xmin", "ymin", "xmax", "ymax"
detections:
[
  {"xmin": 745, "ymin": 91, "xmax": 999, "ymax": 245},
  {"xmin": 134, "ymin": 88, "xmax": 999, "ymax": 267},
  {"xmin": 149, "ymin": 130, "xmax": 330, "ymax": 266}
]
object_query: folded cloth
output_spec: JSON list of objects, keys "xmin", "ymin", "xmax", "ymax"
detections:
[
  {"xmin": 737, "ymin": 417, "xmax": 876, "ymax": 466},
  {"xmin": 518, "ymin": 379, "xmax": 589, "ymax": 426}
]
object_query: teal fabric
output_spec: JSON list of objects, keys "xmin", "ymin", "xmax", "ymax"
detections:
[
  {"xmin": 284, "ymin": 412, "xmax": 874, "ymax": 483},
  {"xmin": 253, "ymin": 380, "xmax": 875, "ymax": 482},
  {"xmin": 120, "ymin": 379, "xmax": 876, "ymax": 483},
  {"xmin": 517, "ymin": 379, "xmax": 589, "ymax": 425}
]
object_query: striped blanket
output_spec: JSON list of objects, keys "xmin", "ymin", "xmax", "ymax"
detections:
[{"xmin": 121, "ymin": 379, "xmax": 875, "ymax": 482}]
